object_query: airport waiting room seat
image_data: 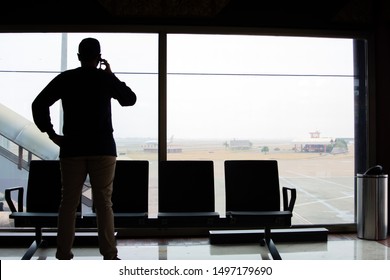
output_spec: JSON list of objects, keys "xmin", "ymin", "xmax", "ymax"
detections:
[
  {"xmin": 5, "ymin": 160, "xmax": 82, "ymax": 260},
  {"xmin": 224, "ymin": 160, "xmax": 296, "ymax": 260},
  {"xmin": 6, "ymin": 160, "xmax": 148, "ymax": 259},
  {"xmin": 83, "ymin": 160, "xmax": 149, "ymax": 227},
  {"xmin": 158, "ymin": 160, "xmax": 219, "ymax": 226}
]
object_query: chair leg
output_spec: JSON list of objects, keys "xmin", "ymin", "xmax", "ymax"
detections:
[
  {"xmin": 21, "ymin": 227, "xmax": 43, "ymax": 260},
  {"xmin": 263, "ymin": 228, "xmax": 282, "ymax": 260},
  {"xmin": 22, "ymin": 241, "xmax": 40, "ymax": 260}
]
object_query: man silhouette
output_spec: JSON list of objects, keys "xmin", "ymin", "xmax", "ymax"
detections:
[{"xmin": 32, "ymin": 38, "xmax": 136, "ymax": 260}]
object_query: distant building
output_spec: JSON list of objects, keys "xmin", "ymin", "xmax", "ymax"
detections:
[
  {"xmin": 293, "ymin": 131, "xmax": 334, "ymax": 153},
  {"xmin": 143, "ymin": 140, "xmax": 158, "ymax": 153},
  {"xmin": 143, "ymin": 140, "xmax": 182, "ymax": 153},
  {"xmin": 229, "ymin": 139, "xmax": 252, "ymax": 150}
]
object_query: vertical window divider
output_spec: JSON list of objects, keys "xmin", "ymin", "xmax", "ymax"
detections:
[
  {"xmin": 59, "ymin": 33, "xmax": 68, "ymax": 135},
  {"xmin": 158, "ymin": 32, "xmax": 167, "ymax": 162}
]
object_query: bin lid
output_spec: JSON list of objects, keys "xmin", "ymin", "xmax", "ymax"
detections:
[
  {"xmin": 364, "ymin": 165, "xmax": 384, "ymax": 175},
  {"xmin": 357, "ymin": 165, "xmax": 388, "ymax": 178}
]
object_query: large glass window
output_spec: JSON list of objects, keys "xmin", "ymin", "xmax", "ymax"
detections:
[
  {"xmin": 167, "ymin": 34, "xmax": 354, "ymax": 224},
  {"xmin": 0, "ymin": 32, "xmax": 359, "ymax": 228}
]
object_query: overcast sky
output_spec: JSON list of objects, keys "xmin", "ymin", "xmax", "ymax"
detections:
[{"xmin": 0, "ymin": 33, "xmax": 354, "ymax": 140}]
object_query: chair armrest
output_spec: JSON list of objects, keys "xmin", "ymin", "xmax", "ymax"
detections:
[
  {"xmin": 5, "ymin": 187, "xmax": 24, "ymax": 213},
  {"xmin": 282, "ymin": 187, "xmax": 296, "ymax": 212}
]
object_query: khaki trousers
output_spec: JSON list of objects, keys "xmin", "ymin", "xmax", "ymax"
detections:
[{"xmin": 56, "ymin": 156, "xmax": 118, "ymax": 260}]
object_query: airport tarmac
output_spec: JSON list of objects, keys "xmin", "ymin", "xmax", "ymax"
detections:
[{"xmin": 124, "ymin": 144, "xmax": 355, "ymax": 225}]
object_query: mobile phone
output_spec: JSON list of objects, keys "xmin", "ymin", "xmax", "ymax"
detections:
[{"xmin": 99, "ymin": 58, "xmax": 107, "ymax": 70}]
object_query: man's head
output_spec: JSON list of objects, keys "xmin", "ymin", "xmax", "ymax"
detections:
[{"xmin": 78, "ymin": 38, "xmax": 101, "ymax": 63}]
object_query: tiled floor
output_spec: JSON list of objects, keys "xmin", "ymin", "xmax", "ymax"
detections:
[{"xmin": 1, "ymin": 234, "xmax": 389, "ymax": 260}]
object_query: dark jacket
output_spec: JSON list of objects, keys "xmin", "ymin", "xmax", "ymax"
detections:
[{"xmin": 32, "ymin": 66, "xmax": 136, "ymax": 157}]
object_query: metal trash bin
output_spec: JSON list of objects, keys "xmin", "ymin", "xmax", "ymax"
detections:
[{"xmin": 356, "ymin": 165, "xmax": 388, "ymax": 240}]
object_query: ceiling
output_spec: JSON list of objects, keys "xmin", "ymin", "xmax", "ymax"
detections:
[{"xmin": 0, "ymin": 0, "xmax": 385, "ymax": 30}]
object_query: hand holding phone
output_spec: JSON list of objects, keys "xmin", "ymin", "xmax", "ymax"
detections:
[{"xmin": 99, "ymin": 58, "xmax": 113, "ymax": 74}]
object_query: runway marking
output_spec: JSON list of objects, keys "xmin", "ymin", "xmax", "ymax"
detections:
[
  {"xmin": 281, "ymin": 177, "xmax": 354, "ymax": 220},
  {"xmin": 294, "ymin": 195, "xmax": 353, "ymax": 207},
  {"xmin": 284, "ymin": 170, "xmax": 353, "ymax": 190},
  {"xmin": 290, "ymin": 212, "xmax": 312, "ymax": 224}
]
